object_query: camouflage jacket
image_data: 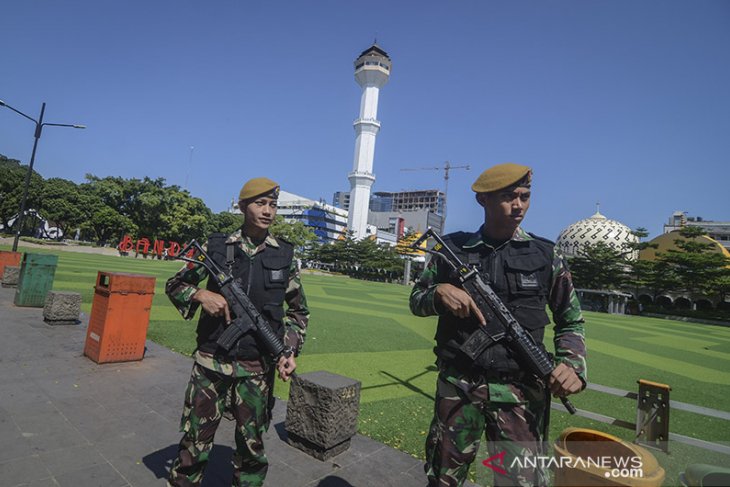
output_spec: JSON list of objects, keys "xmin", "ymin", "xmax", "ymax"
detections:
[
  {"xmin": 410, "ymin": 227, "xmax": 586, "ymax": 401},
  {"xmin": 166, "ymin": 229, "xmax": 309, "ymax": 377}
]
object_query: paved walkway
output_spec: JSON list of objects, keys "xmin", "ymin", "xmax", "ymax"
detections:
[
  {"xmin": 0, "ymin": 238, "xmax": 121, "ymax": 257},
  {"xmin": 0, "ymin": 286, "xmax": 482, "ymax": 487}
]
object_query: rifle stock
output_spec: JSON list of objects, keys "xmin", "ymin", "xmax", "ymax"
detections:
[{"xmin": 411, "ymin": 229, "xmax": 577, "ymax": 415}]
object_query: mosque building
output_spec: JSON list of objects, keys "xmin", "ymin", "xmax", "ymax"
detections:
[
  {"xmin": 556, "ymin": 207, "xmax": 729, "ymax": 313},
  {"xmin": 637, "ymin": 225, "xmax": 730, "ymax": 311},
  {"xmin": 556, "ymin": 206, "xmax": 639, "ymax": 260},
  {"xmin": 554, "ymin": 207, "xmax": 636, "ymax": 314}
]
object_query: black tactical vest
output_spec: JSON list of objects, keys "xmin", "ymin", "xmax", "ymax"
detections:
[
  {"xmin": 434, "ymin": 230, "xmax": 553, "ymax": 376},
  {"xmin": 195, "ymin": 233, "xmax": 294, "ymax": 361}
]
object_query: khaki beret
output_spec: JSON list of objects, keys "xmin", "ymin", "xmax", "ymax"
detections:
[
  {"xmin": 471, "ymin": 163, "xmax": 532, "ymax": 193},
  {"xmin": 239, "ymin": 177, "xmax": 280, "ymax": 202}
]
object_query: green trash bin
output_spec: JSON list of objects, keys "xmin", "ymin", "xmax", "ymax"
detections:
[{"xmin": 14, "ymin": 253, "xmax": 59, "ymax": 307}]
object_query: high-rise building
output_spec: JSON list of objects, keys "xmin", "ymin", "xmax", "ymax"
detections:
[
  {"xmin": 332, "ymin": 191, "xmax": 350, "ymax": 211},
  {"xmin": 372, "ymin": 190, "xmax": 445, "ymax": 214},
  {"xmin": 347, "ymin": 44, "xmax": 391, "ymax": 239},
  {"xmin": 334, "ymin": 189, "xmax": 446, "ymax": 236}
]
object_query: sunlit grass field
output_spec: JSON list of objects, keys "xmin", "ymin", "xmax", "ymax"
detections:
[{"xmin": 5, "ymin": 244, "xmax": 729, "ymax": 486}]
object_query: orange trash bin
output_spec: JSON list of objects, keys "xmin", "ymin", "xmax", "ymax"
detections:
[
  {"xmin": 84, "ymin": 271, "xmax": 156, "ymax": 363},
  {"xmin": 0, "ymin": 250, "xmax": 22, "ymax": 279}
]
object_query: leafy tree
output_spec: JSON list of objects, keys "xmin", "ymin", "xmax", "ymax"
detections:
[
  {"xmin": 83, "ymin": 175, "xmax": 212, "ymax": 243},
  {"xmin": 640, "ymin": 259, "xmax": 682, "ymax": 302},
  {"xmin": 568, "ymin": 242, "xmax": 628, "ymax": 290},
  {"xmin": 208, "ymin": 211, "xmax": 244, "ymax": 235},
  {"xmin": 38, "ymin": 178, "xmax": 89, "ymax": 239},
  {"xmin": 717, "ymin": 273, "xmax": 730, "ymax": 304},
  {"xmin": 0, "ymin": 154, "xmax": 44, "ymax": 233},
  {"xmin": 657, "ymin": 226, "xmax": 730, "ymax": 299},
  {"xmin": 81, "ymin": 205, "xmax": 138, "ymax": 245},
  {"xmin": 82, "ymin": 175, "xmax": 128, "ymax": 211},
  {"xmin": 322, "ymin": 232, "xmax": 358, "ymax": 269},
  {"xmin": 158, "ymin": 187, "xmax": 212, "ymax": 243},
  {"xmin": 270, "ymin": 215, "xmax": 318, "ymax": 256},
  {"xmin": 128, "ymin": 177, "xmax": 167, "ymax": 238},
  {"xmin": 308, "ymin": 231, "xmax": 404, "ymax": 281},
  {"xmin": 624, "ymin": 227, "xmax": 658, "ymax": 297}
]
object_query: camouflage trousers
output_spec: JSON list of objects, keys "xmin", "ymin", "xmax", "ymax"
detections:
[
  {"xmin": 425, "ymin": 370, "xmax": 549, "ymax": 487},
  {"xmin": 168, "ymin": 363, "xmax": 274, "ymax": 487}
]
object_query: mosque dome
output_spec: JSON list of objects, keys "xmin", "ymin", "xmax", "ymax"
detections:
[
  {"xmin": 556, "ymin": 208, "xmax": 639, "ymax": 260},
  {"xmin": 639, "ymin": 231, "xmax": 730, "ymax": 261}
]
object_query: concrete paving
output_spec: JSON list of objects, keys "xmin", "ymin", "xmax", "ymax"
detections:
[{"xmin": 0, "ymin": 286, "xmax": 480, "ymax": 487}]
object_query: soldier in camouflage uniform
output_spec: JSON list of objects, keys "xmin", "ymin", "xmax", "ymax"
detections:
[
  {"xmin": 166, "ymin": 177, "xmax": 309, "ymax": 487},
  {"xmin": 410, "ymin": 163, "xmax": 586, "ymax": 487}
]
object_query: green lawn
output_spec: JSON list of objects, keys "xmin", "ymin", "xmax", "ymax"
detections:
[{"xmin": 4, "ymin": 244, "xmax": 729, "ymax": 486}]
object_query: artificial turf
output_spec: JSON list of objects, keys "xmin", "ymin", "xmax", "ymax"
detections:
[{"xmin": 4, "ymin": 243, "xmax": 729, "ymax": 486}]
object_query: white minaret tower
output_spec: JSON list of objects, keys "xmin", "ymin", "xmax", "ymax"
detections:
[{"xmin": 347, "ymin": 44, "xmax": 391, "ymax": 239}]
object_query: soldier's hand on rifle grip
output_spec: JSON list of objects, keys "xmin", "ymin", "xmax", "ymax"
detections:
[
  {"xmin": 277, "ymin": 355, "xmax": 296, "ymax": 382},
  {"xmin": 548, "ymin": 362, "xmax": 582, "ymax": 398},
  {"xmin": 435, "ymin": 284, "xmax": 487, "ymax": 325},
  {"xmin": 193, "ymin": 289, "xmax": 231, "ymax": 324}
]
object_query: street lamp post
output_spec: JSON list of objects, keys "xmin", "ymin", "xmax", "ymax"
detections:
[{"xmin": 0, "ymin": 100, "xmax": 85, "ymax": 251}]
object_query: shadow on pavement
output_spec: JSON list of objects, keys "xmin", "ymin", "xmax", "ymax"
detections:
[
  {"xmin": 314, "ymin": 476, "xmax": 356, "ymax": 486},
  {"xmin": 142, "ymin": 443, "xmax": 235, "ymax": 487},
  {"xmin": 273, "ymin": 420, "xmax": 288, "ymax": 442}
]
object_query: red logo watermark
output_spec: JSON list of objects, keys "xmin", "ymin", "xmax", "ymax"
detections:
[{"xmin": 482, "ymin": 451, "xmax": 507, "ymax": 475}]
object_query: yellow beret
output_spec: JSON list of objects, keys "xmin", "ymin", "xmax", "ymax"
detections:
[
  {"xmin": 471, "ymin": 163, "xmax": 532, "ymax": 193},
  {"xmin": 239, "ymin": 177, "xmax": 280, "ymax": 202}
]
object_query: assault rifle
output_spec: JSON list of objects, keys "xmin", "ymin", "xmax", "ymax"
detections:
[
  {"xmin": 411, "ymin": 228, "xmax": 576, "ymax": 414},
  {"xmin": 176, "ymin": 240, "xmax": 292, "ymax": 360}
]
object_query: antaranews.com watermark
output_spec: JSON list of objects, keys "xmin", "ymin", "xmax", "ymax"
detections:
[{"xmin": 482, "ymin": 450, "xmax": 644, "ymax": 480}]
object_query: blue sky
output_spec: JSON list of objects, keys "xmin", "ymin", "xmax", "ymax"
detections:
[{"xmin": 2, "ymin": 1, "xmax": 728, "ymax": 240}]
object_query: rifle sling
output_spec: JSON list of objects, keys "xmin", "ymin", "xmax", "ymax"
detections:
[{"xmin": 225, "ymin": 241, "xmax": 236, "ymax": 273}]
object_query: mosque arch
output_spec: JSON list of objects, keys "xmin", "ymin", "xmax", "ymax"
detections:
[{"xmin": 694, "ymin": 299, "xmax": 713, "ymax": 311}]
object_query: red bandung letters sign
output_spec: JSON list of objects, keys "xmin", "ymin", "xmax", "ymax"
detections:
[{"xmin": 118, "ymin": 235, "xmax": 181, "ymax": 258}]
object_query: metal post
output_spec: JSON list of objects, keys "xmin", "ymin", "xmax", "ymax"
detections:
[
  {"xmin": 403, "ymin": 258, "xmax": 412, "ymax": 286},
  {"xmin": 12, "ymin": 103, "xmax": 46, "ymax": 252},
  {"xmin": 0, "ymin": 100, "xmax": 85, "ymax": 251}
]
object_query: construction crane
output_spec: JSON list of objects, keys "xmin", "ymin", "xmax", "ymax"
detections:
[{"xmin": 400, "ymin": 161, "xmax": 470, "ymax": 231}]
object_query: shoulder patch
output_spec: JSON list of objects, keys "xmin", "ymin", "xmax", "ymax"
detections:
[
  {"xmin": 206, "ymin": 233, "xmax": 228, "ymax": 261},
  {"xmin": 528, "ymin": 232, "xmax": 555, "ymax": 246},
  {"xmin": 275, "ymin": 235, "xmax": 293, "ymax": 248},
  {"xmin": 208, "ymin": 232, "xmax": 227, "ymax": 242},
  {"xmin": 527, "ymin": 233, "xmax": 555, "ymax": 260},
  {"xmin": 443, "ymin": 231, "xmax": 471, "ymax": 247}
]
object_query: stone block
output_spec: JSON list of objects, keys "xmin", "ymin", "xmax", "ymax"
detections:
[
  {"xmin": 1, "ymin": 266, "xmax": 20, "ymax": 288},
  {"xmin": 285, "ymin": 371, "xmax": 361, "ymax": 460},
  {"xmin": 43, "ymin": 291, "xmax": 82, "ymax": 325}
]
